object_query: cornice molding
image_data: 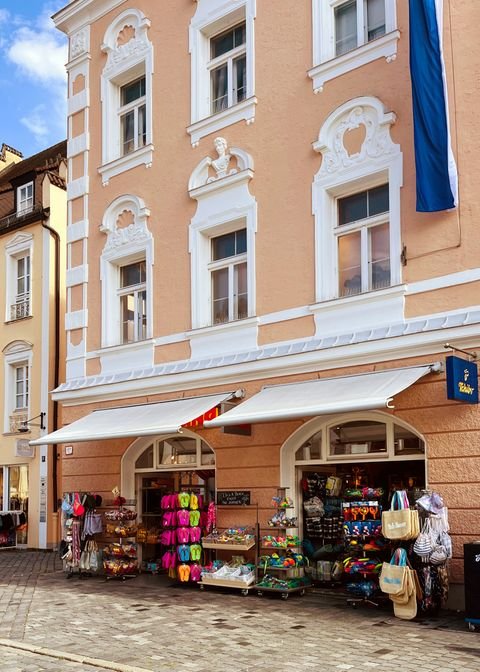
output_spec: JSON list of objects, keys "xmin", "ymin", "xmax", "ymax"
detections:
[
  {"xmin": 53, "ymin": 0, "xmax": 126, "ymax": 35},
  {"xmin": 54, "ymin": 312, "xmax": 480, "ymax": 405}
]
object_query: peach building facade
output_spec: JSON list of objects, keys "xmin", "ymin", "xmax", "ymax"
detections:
[{"xmin": 50, "ymin": 0, "xmax": 480, "ymax": 606}]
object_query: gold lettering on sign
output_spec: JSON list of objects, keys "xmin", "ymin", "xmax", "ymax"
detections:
[{"xmin": 458, "ymin": 382, "xmax": 475, "ymax": 395}]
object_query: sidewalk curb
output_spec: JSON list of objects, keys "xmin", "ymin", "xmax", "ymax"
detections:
[{"xmin": 0, "ymin": 638, "xmax": 152, "ymax": 672}]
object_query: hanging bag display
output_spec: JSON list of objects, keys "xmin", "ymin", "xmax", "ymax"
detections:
[
  {"xmin": 73, "ymin": 493, "xmax": 86, "ymax": 517},
  {"xmin": 89, "ymin": 540, "xmax": 99, "ymax": 572},
  {"xmin": 413, "ymin": 517, "xmax": 434, "ymax": 558},
  {"xmin": 61, "ymin": 494, "xmax": 74, "ymax": 516},
  {"xmin": 379, "ymin": 547, "xmax": 408, "ymax": 595},
  {"xmin": 79, "ymin": 546, "xmax": 91, "ymax": 571}
]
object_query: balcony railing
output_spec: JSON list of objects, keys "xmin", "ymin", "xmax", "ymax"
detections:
[
  {"xmin": 10, "ymin": 296, "xmax": 30, "ymax": 320},
  {"xmin": 9, "ymin": 411, "xmax": 28, "ymax": 433},
  {"xmin": 0, "ymin": 204, "xmax": 44, "ymax": 233}
]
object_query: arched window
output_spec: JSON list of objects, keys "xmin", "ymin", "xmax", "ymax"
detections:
[
  {"xmin": 134, "ymin": 436, "xmax": 215, "ymax": 471},
  {"xmin": 294, "ymin": 414, "xmax": 424, "ymax": 464}
]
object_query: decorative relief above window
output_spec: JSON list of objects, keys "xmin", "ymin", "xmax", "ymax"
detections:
[
  {"xmin": 99, "ymin": 9, "xmax": 153, "ymax": 184},
  {"xmin": 313, "ymin": 102, "xmax": 399, "ymax": 177},
  {"xmin": 188, "ymin": 136, "xmax": 253, "ymax": 193}
]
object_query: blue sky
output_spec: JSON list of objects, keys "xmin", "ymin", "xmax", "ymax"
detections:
[{"xmin": 0, "ymin": 1, "xmax": 67, "ymax": 157}]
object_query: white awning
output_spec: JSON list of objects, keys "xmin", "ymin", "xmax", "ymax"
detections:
[
  {"xmin": 30, "ymin": 392, "xmax": 235, "ymax": 445},
  {"xmin": 204, "ymin": 365, "xmax": 440, "ymax": 427}
]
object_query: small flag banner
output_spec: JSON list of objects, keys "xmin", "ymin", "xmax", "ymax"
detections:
[{"xmin": 409, "ymin": 0, "xmax": 458, "ymax": 212}]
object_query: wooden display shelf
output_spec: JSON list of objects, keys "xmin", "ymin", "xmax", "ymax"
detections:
[{"xmin": 201, "ymin": 539, "xmax": 255, "ymax": 551}]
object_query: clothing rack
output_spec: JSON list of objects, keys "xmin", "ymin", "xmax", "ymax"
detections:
[{"xmin": 0, "ymin": 510, "xmax": 22, "ymax": 550}]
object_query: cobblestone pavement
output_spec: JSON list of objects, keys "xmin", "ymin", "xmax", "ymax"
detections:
[{"xmin": 0, "ymin": 551, "xmax": 478, "ymax": 672}]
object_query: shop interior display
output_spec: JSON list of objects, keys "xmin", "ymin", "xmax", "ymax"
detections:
[
  {"xmin": 103, "ymin": 496, "xmax": 138, "ymax": 580},
  {"xmin": 256, "ymin": 488, "xmax": 311, "ymax": 599},
  {"xmin": 300, "ymin": 463, "xmax": 451, "ymax": 618},
  {"xmin": 0, "ymin": 510, "xmax": 26, "ymax": 549},
  {"xmin": 59, "ymin": 492, "xmax": 103, "ymax": 577}
]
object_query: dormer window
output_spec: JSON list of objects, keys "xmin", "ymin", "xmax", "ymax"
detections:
[{"xmin": 17, "ymin": 182, "xmax": 33, "ymax": 215}]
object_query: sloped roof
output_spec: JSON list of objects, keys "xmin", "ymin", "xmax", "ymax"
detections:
[
  {"xmin": 0, "ymin": 140, "xmax": 67, "ymax": 184},
  {"xmin": 44, "ymin": 170, "xmax": 67, "ymax": 191}
]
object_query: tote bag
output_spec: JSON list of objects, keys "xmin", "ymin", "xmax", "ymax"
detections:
[
  {"xmin": 382, "ymin": 490, "xmax": 418, "ymax": 541},
  {"xmin": 379, "ymin": 548, "xmax": 408, "ymax": 595}
]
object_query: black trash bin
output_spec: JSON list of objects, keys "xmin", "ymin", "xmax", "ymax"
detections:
[{"xmin": 464, "ymin": 542, "xmax": 480, "ymax": 630}]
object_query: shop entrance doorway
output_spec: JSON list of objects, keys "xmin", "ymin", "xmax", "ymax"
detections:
[
  {"xmin": 122, "ymin": 432, "xmax": 216, "ymax": 571},
  {"xmin": 279, "ymin": 411, "xmax": 426, "ymax": 595}
]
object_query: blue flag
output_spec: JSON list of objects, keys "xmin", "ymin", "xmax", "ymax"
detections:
[{"xmin": 409, "ymin": 0, "xmax": 458, "ymax": 212}]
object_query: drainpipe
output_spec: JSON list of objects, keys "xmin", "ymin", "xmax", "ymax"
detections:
[{"xmin": 41, "ymin": 217, "xmax": 60, "ymax": 512}]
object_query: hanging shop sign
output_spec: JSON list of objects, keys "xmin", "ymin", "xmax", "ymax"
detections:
[
  {"xmin": 183, "ymin": 405, "xmax": 220, "ymax": 429},
  {"xmin": 446, "ymin": 355, "xmax": 479, "ymax": 403},
  {"xmin": 217, "ymin": 490, "xmax": 251, "ymax": 506}
]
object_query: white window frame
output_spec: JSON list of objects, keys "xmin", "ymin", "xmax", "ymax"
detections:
[
  {"xmin": 118, "ymin": 260, "xmax": 147, "ymax": 344},
  {"xmin": 312, "ymin": 97, "xmax": 402, "ymax": 304},
  {"xmin": 335, "ymin": 184, "xmax": 390, "ymax": 297},
  {"xmin": 209, "ymin": 228, "xmax": 248, "ymax": 325},
  {"xmin": 309, "ymin": 0, "xmax": 398, "ymax": 93},
  {"xmin": 5, "ymin": 233, "xmax": 33, "ymax": 322},
  {"xmin": 16, "ymin": 182, "xmax": 34, "ymax": 215},
  {"xmin": 100, "ymin": 195, "xmax": 153, "ymax": 350},
  {"xmin": 14, "ymin": 364, "xmax": 29, "ymax": 411},
  {"xmin": 99, "ymin": 9, "xmax": 153, "ymax": 185},
  {"xmin": 3, "ymin": 342, "xmax": 33, "ymax": 434},
  {"xmin": 188, "ymin": 0, "xmax": 256, "ymax": 146},
  {"xmin": 119, "ymin": 76, "xmax": 147, "ymax": 157},
  {"xmin": 191, "ymin": 216, "xmax": 255, "ymax": 331},
  {"xmin": 209, "ymin": 23, "xmax": 247, "ymax": 115}
]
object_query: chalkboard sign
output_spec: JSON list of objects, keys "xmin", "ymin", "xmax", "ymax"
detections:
[{"xmin": 216, "ymin": 490, "xmax": 251, "ymax": 506}]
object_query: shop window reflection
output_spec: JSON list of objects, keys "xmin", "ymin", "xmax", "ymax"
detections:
[
  {"xmin": 329, "ymin": 421, "xmax": 387, "ymax": 456},
  {"xmin": 201, "ymin": 442, "xmax": 215, "ymax": 466},
  {"xmin": 8, "ymin": 465, "xmax": 28, "ymax": 545},
  {"xmin": 296, "ymin": 432, "xmax": 322, "ymax": 461},
  {"xmin": 135, "ymin": 444, "xmax": 154, "ymax": 469},
  {"xmin": 394, "ymin": 424, "xmax": 425, "ymax": 455},
  {"xmin": 159, "ymin": 438, "xmax": 197, "ymax": 466}
]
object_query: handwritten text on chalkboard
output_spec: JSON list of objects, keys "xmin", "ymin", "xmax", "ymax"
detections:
[{"xmin": 216, "ymin": 490, "xmax": 251, "ymax": 506}]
